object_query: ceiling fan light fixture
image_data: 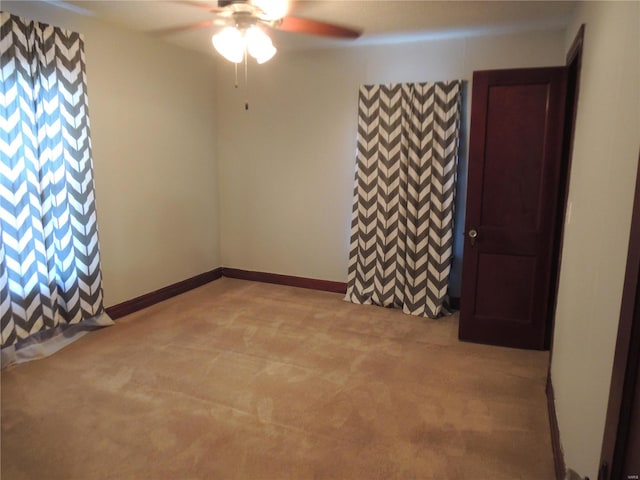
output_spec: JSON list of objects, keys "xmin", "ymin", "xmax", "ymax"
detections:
[
  {"xmin": 212, "ymin": 25, "xmax": 277, "ymax": 64},
  {"xmin": 246, "ymin": 26, "xmax": 276, "ymax": 64},
  {"xmin": 212, "ymin": 27, "xmax": 244, "ymax": 63},
  {"xmin": 254, "ymin": 43, "xmax": 276, "ymax": 64}
]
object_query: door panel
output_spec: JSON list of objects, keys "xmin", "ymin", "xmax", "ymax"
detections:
[
  {"xmin": 459, "ymin": 67, "xmax": 567, "ymax": 350},
  {"xmin": 482, "ymin": 84, "xmax": 547, "ymax": 229},
  {"xmin": 475, "ymin": 253, "xmax": 536, "ymax": 322}
]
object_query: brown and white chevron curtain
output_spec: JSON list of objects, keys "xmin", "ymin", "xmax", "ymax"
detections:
[
  {"xmin": 0, "ymin": 13, "xmax": 106, "ymax": 348},
  {"xmin": 345, "ymin": 81, "xmax": 462, "ymax": 318}
]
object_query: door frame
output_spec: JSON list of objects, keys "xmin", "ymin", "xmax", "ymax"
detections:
[
  {"xmin": 546, "ymin": 24, "xmax": 585, "ymax": 350},
  {"xmin": 598, "ymin": 150, "xmax": 640, "ymax": 480},
  {"xmin": 459, "ymin": 27, "xmax": 584, "ymax": 352}
]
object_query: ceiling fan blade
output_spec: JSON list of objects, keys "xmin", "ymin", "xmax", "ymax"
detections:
[
  {"xmin": 150, "ymin": 19, "xmax": 221, "ymax": 36},
  {"xmin": 278, "ymin": 16, "xmax": 361, "ymax": 39}
]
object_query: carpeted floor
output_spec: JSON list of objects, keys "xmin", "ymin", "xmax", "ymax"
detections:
[{"xmin": 1, "ymin": 278, "xmax": 555, "ymax": 479}]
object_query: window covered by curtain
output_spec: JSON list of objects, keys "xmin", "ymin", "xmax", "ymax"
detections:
[
  {"xmin": 0, "ymin": 12, "xmax": 107, "ymax": 349},
  {"xmin": 345, "ymin": 81, "xmax": 462, "ymax": 318}
]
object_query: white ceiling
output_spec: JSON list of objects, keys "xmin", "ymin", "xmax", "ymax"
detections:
[{"xmin": 53, "ymin": 0, "xmax": 578, "ymax": 55}]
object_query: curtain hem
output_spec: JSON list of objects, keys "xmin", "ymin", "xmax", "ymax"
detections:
[{"xmin": 1, "ymin": 312, "xmax": 114, "ymax": 369}]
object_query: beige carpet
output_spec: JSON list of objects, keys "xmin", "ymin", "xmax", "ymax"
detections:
[{"xmin": 1, "ymin": 279, "xmax": 554, "ymax": 479}]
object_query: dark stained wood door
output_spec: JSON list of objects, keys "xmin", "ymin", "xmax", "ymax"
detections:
[{"xmin": 459, "ymin": 67, "xmax": 568, "ymax": 350}]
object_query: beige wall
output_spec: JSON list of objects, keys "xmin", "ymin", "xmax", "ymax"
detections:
[
  {"xmin": 3, "ymin": 2, "xmax": 221, "ymax": 307},
  {"xmin": 216, "ymin": 29, "xmax": 566, "ymax": 287},
  {"xmin": 550, "ymin": 2, "xmax": 640, "ymax": 478}
]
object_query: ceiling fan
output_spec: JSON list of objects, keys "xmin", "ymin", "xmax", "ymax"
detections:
[{"xmin": 163, "ymin": 0, "xmax": 362, "ymax": 63}]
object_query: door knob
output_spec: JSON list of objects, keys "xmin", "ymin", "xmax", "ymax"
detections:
[{"xmin": 468, "ymin": 228, "xmax": 478, "ymax": 246}]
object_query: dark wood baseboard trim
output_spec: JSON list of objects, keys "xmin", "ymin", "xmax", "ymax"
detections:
[
  {"xmin": 546, "ymin": 373, "xmax": 566, "ymax": 480},
  {"xmin": 105, "ymin": 267, "xmax": 346, "ymax": 320},
  {"xmin": 105, "ymin": 268, "xmax": 223, "ymax": 319},
  {"xmin": 222, "ymin": 268, "xmax": 347, "ymax": 294}
]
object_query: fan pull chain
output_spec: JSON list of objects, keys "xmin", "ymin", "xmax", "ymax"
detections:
[
  {"xmin": 244, "ymin": 47, "xmax": 249, "ymax": 110},
  {"xmin": 234, "ymin": 61, "xmax": 238, "ymax": 89}
]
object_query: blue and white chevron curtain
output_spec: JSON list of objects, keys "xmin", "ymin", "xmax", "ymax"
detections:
[
  {"xmin": 345, "ymin": 81, "xmax": 462, "ymax": 318},
  {"xmin": 0, "ymin": 13, "xmax": 105, "ymax": 348}
]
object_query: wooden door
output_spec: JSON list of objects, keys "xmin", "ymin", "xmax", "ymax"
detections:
[
  {"xmin": 599, "ymin": 153, "xmax": 640, "ymax": 480},
  {"xmin": 459, "ymin": 67, "xmax": 568, "ymax": 350}
]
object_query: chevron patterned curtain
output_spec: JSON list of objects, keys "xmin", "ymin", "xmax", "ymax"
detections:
[
  {"xmin": 345, "ymin": 81, "xmax": 462, "ymax": 318},
  {"xmin": 0, "ymin": 13, "xmax": 105, "ymax": 348}
]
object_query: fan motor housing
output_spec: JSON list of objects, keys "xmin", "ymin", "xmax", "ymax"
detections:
[{"xmin": 219, "ymin": 0, "xmax": 246, "ymax": 7}]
